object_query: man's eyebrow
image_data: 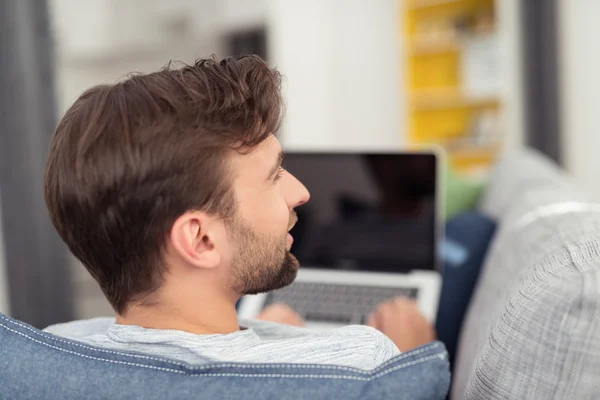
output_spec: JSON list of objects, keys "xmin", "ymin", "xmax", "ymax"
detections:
[{"xmin": 267, "ymin": 151, "xmax": 285, "ymax": 179}]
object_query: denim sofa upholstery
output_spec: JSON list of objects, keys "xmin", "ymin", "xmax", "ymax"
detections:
[{"xmin": 0, "ymin": 313, "xmax": 450, "ymax": 400}]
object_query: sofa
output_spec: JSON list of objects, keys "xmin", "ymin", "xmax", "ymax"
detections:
[{"xmin": 452, "ymin": 150, "xmax": 600, "ymax": 399}]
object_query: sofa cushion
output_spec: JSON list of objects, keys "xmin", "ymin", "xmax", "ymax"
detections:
[
  {"xmin": 0, "ymin": 313, "xmax": 450, "ymax": 400},
  {"xmin": 453, "ymin": 152, "xmax": 600, "ymax": 399},
  {"xmin": 436, "ymin": 212, "xmax": 497, "ymax": 369},
  {"xmin": 478, "ymin": 149, "xmax": 583, "ymax": 220}
]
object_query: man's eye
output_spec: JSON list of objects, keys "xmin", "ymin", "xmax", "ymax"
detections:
[{"xmin": 274, "ymin": 167, "xmax": 285, "ymax": 182}]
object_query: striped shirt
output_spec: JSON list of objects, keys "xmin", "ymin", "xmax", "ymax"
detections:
[{"xmin": 44, "ymin": 318, "xmax": 400, "ymax": 370}]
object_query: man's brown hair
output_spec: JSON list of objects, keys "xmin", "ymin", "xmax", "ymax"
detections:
[{"xmin": 44, "ymin": 55, "xmax": 283, "ymax": 314}]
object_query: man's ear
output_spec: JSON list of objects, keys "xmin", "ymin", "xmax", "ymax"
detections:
[{"xmin": 169, "ymin": 212, "xmax": 221, "ymax": 269}]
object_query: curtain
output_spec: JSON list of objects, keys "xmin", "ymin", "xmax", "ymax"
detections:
[{"xmin": 0, "ymin": 0, "xmax": 74, "ymax": 327}]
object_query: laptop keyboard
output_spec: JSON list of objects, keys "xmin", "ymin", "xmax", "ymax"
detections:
[{"xmin": 263, "ymin": 282, "xmax": 419, "ymax": 325}]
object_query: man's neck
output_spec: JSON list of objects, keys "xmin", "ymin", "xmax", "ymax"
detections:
[{"xmin": 116, "ymin": 292, "xmax": 240, "ymax": 335}]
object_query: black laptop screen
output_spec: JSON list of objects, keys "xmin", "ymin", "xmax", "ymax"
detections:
[{"xmin": 285, "ymin": 152, "xmax": 438, "ymax": 273}]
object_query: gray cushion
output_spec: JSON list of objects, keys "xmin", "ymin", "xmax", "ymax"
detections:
[
  {"xmin": 478, "ymin": 149, "xmax": 582, "ymax": 220},
  {"xmin": 453, "ymin": 152, "xmax": 600, "ymax": 399}
]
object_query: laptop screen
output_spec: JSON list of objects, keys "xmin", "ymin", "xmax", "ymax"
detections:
[{"xmin": 285, "ymin": 152, "xmax": 439, "ymax": 273}]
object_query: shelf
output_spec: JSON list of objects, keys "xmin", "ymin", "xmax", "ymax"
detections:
[
  {"xmin": 410, "ymin": 35, "xmax": 460, "ymax": 55},
  {"xmin": 411, "ymin": 88, "xmax": 499, "ymax": 111},
  {"xmin": 409, "ymin": 0, "xmax": 464, "ymax": 10},
  {"xmin": 448, "ymin": 146, "xmax": 499, "ymax": 171},
  {"xmin": 405, "ymin": 0, "xmax": 501, "ymax": 174},
  {"xmin": 448, "ymin": 146, "xmax": 498, "ymax": 158}
]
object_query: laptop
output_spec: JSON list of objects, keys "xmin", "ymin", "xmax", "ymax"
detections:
[{"xmin": 238, "ymin": 151, "xmax": 442, "ymax": 329}]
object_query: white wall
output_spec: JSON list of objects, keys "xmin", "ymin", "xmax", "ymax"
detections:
[
  {"xmin": 268, "ymin": 0, "xmax": 403, "ymax": 151},
  {"xmin": 50, "ymin": 0, "xmax": 225, "ymax": 113},
  {"xmin": 497, "ymin": 0, "xmax": 525, "ymax": 153},
  {"xmin": 559, "ymin": 0, "xmax": 600, "ymax": 200}
]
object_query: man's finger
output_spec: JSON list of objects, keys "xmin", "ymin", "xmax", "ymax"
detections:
[
  {"xmin": 392, "ymin": 296, "xmax": 416, "ymax": 307},
  {"xmin": 366, "ymin": 308, "xmax": 384, "ymax": 329}
]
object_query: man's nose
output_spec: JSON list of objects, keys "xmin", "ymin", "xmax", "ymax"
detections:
[{"xmin": 288, "ymin": 174, "xmax": 310, "ymax": 209}]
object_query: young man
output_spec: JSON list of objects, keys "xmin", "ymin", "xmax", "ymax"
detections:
[{"xmin": 44, "ymin": 55, "xmax": 435, "ymax": 369}]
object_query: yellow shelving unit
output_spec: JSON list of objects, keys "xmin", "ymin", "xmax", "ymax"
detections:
[
  {"xmin": 410, "ymin": 0, "xmax": 468, "ymax": 9},
  {"xmin": 403, "ymin": 0, "xmax": 501, "ymax": 172},
  {"xmin": 411, "ymin": 87, "xmax": 499, "ymax": 110}
]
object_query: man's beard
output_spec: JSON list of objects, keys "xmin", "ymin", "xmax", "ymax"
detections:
[{"xmin": 228, "ymin": 214, "xmax": 299, "ymax": 295}]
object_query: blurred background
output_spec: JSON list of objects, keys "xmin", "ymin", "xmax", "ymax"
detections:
[{"xmin": 0, "ymin": 0, "xmax": 597, "ymax": 328}]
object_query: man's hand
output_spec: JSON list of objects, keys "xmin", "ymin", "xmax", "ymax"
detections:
[
  {"xmin": 256, "ymin": 303, "xmax": 305, "ymax": 327},
  {"xmin": 366, "ymin": 297, "xmax": 436, "ymax": 352}
]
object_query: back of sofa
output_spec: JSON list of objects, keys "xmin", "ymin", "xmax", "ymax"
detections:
[
  {"xmin": 452, "ymin": 150, "xmax": 600, "ymax": 399},
  {"xmin": 0, "ymin": 312, "xmax": 450, "ymax": 400}
]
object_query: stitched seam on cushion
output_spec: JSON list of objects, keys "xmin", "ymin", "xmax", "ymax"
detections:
[
  {"xmin": 197, "ymin": 354, "xmax": 447, "ymax": 380},
  {"xmin": 0, "ymin": 315, "xmax": 440, "ymax": 373},
  {"xmin": 0, "ymin": 324, "xmax": 446, "ymax": 380},
  {"xmin": 372, "ymin": 342, "xmax": 442, "ymax": 371},
  {"xmin": 372, "ymin": 353, "xmax": 446, "ymax": 379},
  {"xmin": 0, "ymin": 315, "xmax": 174, "ymax": 364},
  {"xmin": 1, "ymin": 323, "xmax": 186, "ymax": 374}
]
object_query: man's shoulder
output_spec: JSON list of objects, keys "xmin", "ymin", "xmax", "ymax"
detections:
[
  {"xmin": 44, "ymin": 317, "xmax": 115, "ymax": 339},
  {"xmin": 242, "ymin": 319, "xmax": 392, "ymax": 343},
  {"xmin": 240, "ymin": 320, "xmax": 400, "ymax": 369}
]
